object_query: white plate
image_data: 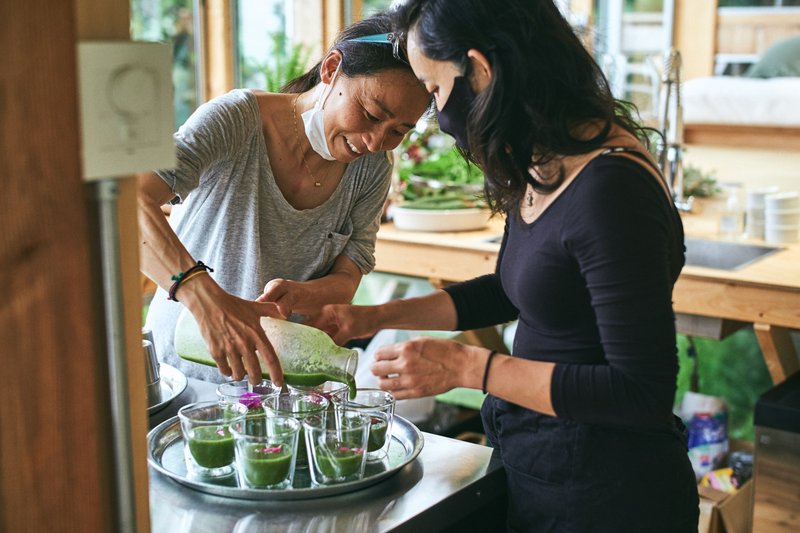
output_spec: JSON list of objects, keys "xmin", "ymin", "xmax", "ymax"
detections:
[
  {"xmin": 392, "ymin": 207, "xmax": 489, "ymax": 232},
  {"xmin": 147, "ymin": 363, "xmax": 188, "ymax": 415}
]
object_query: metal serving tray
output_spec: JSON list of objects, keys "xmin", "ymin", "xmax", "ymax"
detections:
[{"xmin": 147, "ymin": 415, "xmax": 424, "ymax": 500}]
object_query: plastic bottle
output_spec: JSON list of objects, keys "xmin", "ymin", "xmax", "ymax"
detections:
[
  {"xmin": 687, "ymin": 412, "xmax": 728, "ymax": 481},
  {"xmin": 718, "ymin": 183, "xmax": 745, "ymax": 240}
]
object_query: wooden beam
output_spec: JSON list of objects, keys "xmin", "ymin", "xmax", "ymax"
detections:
[
  {"xmin": 74, "ymin": 1, "xmax": 151, "ymax": 532},
  {"xmin": 323, "ymin": 0, "xmax": 344, "ymax": 49},
  {"xmin": 204, "ymin": 0, "xmax": 235, "ymax": 99},
  {"xmin": 673, "ymin": 0, "xmax": 717, "ymax": 80},
  {"xmin": 754, "ymin": 323, "xmax": 800, "ymax": 384},
  {"xmin": 0, "ymin": 0, "xmax": 146, "ymax": 531}
]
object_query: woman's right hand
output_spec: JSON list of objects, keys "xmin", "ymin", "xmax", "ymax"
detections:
[
  {"xmin": 308, "ymin": 304, "xmax": 381, "ymax": 346},
  {"xmin": 182, "ymin": 276, "xmax": 286, "ymax": 385}
]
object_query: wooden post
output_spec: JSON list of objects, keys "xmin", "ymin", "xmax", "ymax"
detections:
[
  {"xmin": 1, "ymin": 0, "xmax": 151, "ymax": 531},
  {"xmin": 204, "ymin": 0, "xmax": 235, "ymax": 99},
  {"xmin": 754, "ymin": 323, "xmax": 800, "ymax": 384},
  {"xmin": 673, "ymin": 0, "xmax": 718, "ymax": 79},
  {"xmin": 76, "ymin": 0, "xmax": 151, "ymax": 529},
  {"xmin": 323, "ymin": 0, "xmax": 345, "ymax": 49}
]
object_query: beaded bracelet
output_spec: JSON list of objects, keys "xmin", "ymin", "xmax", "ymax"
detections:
[
  {"xmin": 168, "ymin": 261, "xmax": 214, "ymax": 302},
  {"xmin": 482, "ymin": 350, "xmax": 498, "ymax": 394}
]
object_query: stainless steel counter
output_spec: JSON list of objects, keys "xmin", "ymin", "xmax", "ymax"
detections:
[{"xmin": 148, "ymin": 379, "xmax": 507, "ymax": 532}]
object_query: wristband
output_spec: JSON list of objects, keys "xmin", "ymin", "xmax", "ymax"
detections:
[
  {"xmin": 168, "ymin": 261, "xmax": 214, "ymax": 302},
  {"xmin": 482, "ymin": 350, "xmax": 498, "ymax": 394}
]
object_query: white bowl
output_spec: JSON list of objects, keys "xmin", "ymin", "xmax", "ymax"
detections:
[
  {"xmin": 746, "ymin": 187, "xmax": 780, "ymax": 209},
  {"xmin": 765, "ymin": 208, "xmax": 800, "ymax": 226},
  {"xmin": 392, "ymin": 206, "xmax": 490, "ymax": 232},
  {"xmin": 765, "ymin": 191, "xmax": 799, "ymax": 211},
  {"xmin": 765, "ymin": 223, "xmax": 799, "ymax": 244}
]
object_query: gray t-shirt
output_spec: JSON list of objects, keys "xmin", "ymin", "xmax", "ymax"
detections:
[{"xmin": 145, "ymin": 89, "xmax": 391, "ymax": 382}]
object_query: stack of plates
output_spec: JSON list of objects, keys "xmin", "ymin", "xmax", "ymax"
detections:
[
  {"xmin": 745, "ymin": 187, "xmax": 779, "ymax": 239},
  {"xmin": 764, "ymin": 192, "xmax": 800, "ymax": 244}
]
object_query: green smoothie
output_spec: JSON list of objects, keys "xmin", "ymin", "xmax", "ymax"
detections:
[
  {"xmin": 283, "ymin": 372, "xmax": 357, "ymax": 399},
  {"xmin": 241, "ymin": 444, "xmax": 293, "ymax": 487},
  {"xmin": 367, "ymin": 416, "xmax": 388, "ymax": 452},
  {"xmin": 315, "ymin": 444, "xmax": 364, "ymax": 479},
  {"xmin": 188, "ymin": 426, "xmax": 235, "ymax": 468}
]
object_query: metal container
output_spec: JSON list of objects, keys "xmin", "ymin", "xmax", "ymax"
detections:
[
  {"xmin": 143, "ymin": 339, "xmax": 162, "ymax": 407},
  {"xmin": 753, "ymin": 370, "xmax": 800, "ymax": 531}
]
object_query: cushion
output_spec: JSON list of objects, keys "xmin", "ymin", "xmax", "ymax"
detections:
[{"xmin": 745, "ymin": 35, "xmax": 800, "ymax": 78}]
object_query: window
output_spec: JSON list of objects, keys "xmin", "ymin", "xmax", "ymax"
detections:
[{"xmin": 130, "ymin": 0, "xmax": 199, "ymax": 130}]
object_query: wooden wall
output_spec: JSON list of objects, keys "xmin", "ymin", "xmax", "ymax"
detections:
[
  {"xmin": 1, "ymin": 0, "xmax": 149, "ymax": 531},
  {"xmin": 0, "ymin": 0, "xmax": 114, "ymax": 531},
  {"xmin": 716, "ymin": 9, "xmax": 800, "ymax": 55}
]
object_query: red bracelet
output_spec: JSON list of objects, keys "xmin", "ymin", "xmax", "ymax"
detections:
[
  {"xmin": 168, "ymin": 261, "xmax": 214, "ymax": 302},
  {"xmin": 482, "ymin": 350, "xmax": 498, "ymax": 394}
]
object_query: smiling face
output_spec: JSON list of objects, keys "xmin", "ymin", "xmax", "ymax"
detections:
[{"xmin": 318, "ymin": 55, "xmax": 430, "ymax": 162}]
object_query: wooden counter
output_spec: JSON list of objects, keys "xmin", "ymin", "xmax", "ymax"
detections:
[{"xmin": 374, "ymin": 213, "xmax": 800, "ymax": 384}]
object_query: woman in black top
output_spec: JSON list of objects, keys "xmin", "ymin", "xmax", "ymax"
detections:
[{"xmin": 312, "ymin": 1, "xmax": 699, "ymax": 530}]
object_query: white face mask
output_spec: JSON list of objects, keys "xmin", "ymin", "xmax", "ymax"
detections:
[{"xmin": 301, "ymin": 62, "xmax": 342, "ymax": 161}]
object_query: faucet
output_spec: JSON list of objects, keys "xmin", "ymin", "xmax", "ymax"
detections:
[{"xmin": 658, "ymin": 48, "xmax": 693, "ymax": 212}]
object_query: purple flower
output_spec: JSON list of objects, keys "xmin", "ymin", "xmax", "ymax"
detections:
[
  {"xmin": 239, "ymin": 392, "xmax": 262, "ymax": 410},
  {"xmin": 258, "ymin": 445, "xmax": 283, "ymax": 454}
]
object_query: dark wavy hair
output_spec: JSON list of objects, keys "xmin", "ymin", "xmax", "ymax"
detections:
[
  {"xmin": 392, "ymin": 0, "xmax": 652, "ymax": 214},
  {"xmin": 283, "ymin": 12, "xmax": 414, "ymax": 93}
]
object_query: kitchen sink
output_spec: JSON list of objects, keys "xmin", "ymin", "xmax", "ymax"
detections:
[{"xmin": 684, "ymin": 238, "xmax": 782, "ymax": 270}]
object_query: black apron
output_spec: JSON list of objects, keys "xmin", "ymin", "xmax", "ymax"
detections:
[
  {"xmin": 482, "ymin": 396, "xmax": 699, "ymax": 532},
  {"xmin": 483, "ymin": 147, "xmax": 699, "ymax": 532}
]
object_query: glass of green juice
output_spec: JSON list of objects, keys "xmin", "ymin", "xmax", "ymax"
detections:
[
  {"xmin": 303, "ymin": 411, "xmax": 370, "ymax": 486},
  {"xmin": 178, "ymin": 401, "xmax": 247, "ymax": 478},
  {"xmin": 230, "ymin": 415, "xmax": 300, "ymax": 490},
  {"xmin": 333, "ymin": 388, "xmax": 395, "ymax": 461},
  {"xmin": 262, "ymin": 391, "xmax": 329, "ymax": 468}
]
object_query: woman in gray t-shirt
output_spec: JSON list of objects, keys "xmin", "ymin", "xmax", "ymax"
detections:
[{"xmin": 139, "ymin": 13, "xmax": 430, "ymax": 383}]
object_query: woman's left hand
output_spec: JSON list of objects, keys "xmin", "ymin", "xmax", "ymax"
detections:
[{"xmin": 370, "ymin": 337, "xmax": 483, "ymax": 400}]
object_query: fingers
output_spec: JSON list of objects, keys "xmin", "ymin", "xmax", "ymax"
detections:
[
  {"xmin": 255, "ymin": 336, "xmax": 284, "ymax": 387},
  {"xmin": 375, "ymin": 374, "xmax": 426, "ymax": 400},
  {"xmin": 212, "ymin": 352, "xmax": 233, "ymax": 378}
]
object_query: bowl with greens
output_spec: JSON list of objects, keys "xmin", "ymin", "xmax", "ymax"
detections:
[{"xmin": 393, "ymin": 133, "xmax": 489, "ymax": 231}]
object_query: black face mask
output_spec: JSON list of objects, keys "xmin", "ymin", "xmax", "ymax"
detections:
[{"xmin": 437, "ymin": 75, "xmax": 477, "ymax": 150}]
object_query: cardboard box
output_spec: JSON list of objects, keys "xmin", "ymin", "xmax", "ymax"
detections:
[
  {"xmin": 697, "ymin": 440, "xmax": 754, "ymax": 533},
  {"xmin": 698, "ymin": 479, "xmax": 753, "ymax": 533}
]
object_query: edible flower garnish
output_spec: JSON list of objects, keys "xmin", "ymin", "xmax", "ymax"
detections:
[
  {"xmin": 338, "ymin": 446, "xmax": 363, "ymax": 454},
  {"xmin": 258, "ymin": 445, "xmax": 283, "ymax": 454},
  {"xmin": 239, "ymin": 392, "xmax": 262, "ymax": 410}
]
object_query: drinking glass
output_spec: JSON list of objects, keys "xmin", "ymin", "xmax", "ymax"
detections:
[
  {"xmin": 262, "ymin": 391, "xmax": 329, "ymax": 467},
  {"xmin": 333, "ymin": 388, "xmax": 395, "ymax": 461},
  {"xmin": 178, "ymin": 401, "xmax": 246, "ymax": 477},
  {"xmin": 303, "ymin": 411, "xmax": 370, "ymax": 485},
  {"xmin": 230, "ymin": 415, "xmax": 300, "ymax": 489}
]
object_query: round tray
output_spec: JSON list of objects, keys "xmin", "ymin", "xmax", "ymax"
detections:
[
  {"xmin": 147, "ymin": 363, "xmax": 188, "ymax": 415},
  {"xmin": 147, "ymin": 415, "xmax": 424, "ymax": 500}
]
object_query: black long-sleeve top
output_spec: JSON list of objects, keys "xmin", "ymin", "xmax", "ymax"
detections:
[{"xmin": 444, "ymin": 155, "xmax": 685, "ymax": 432}]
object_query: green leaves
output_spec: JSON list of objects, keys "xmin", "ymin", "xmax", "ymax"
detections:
[{"xmin": 396, "ymin": 128, "xmax": 486, "ymax": 210}]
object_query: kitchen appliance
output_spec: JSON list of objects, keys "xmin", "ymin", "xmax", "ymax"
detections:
[{"xmin": 753, "ymin": 370, "xmax": 800, "ymax": 531}]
